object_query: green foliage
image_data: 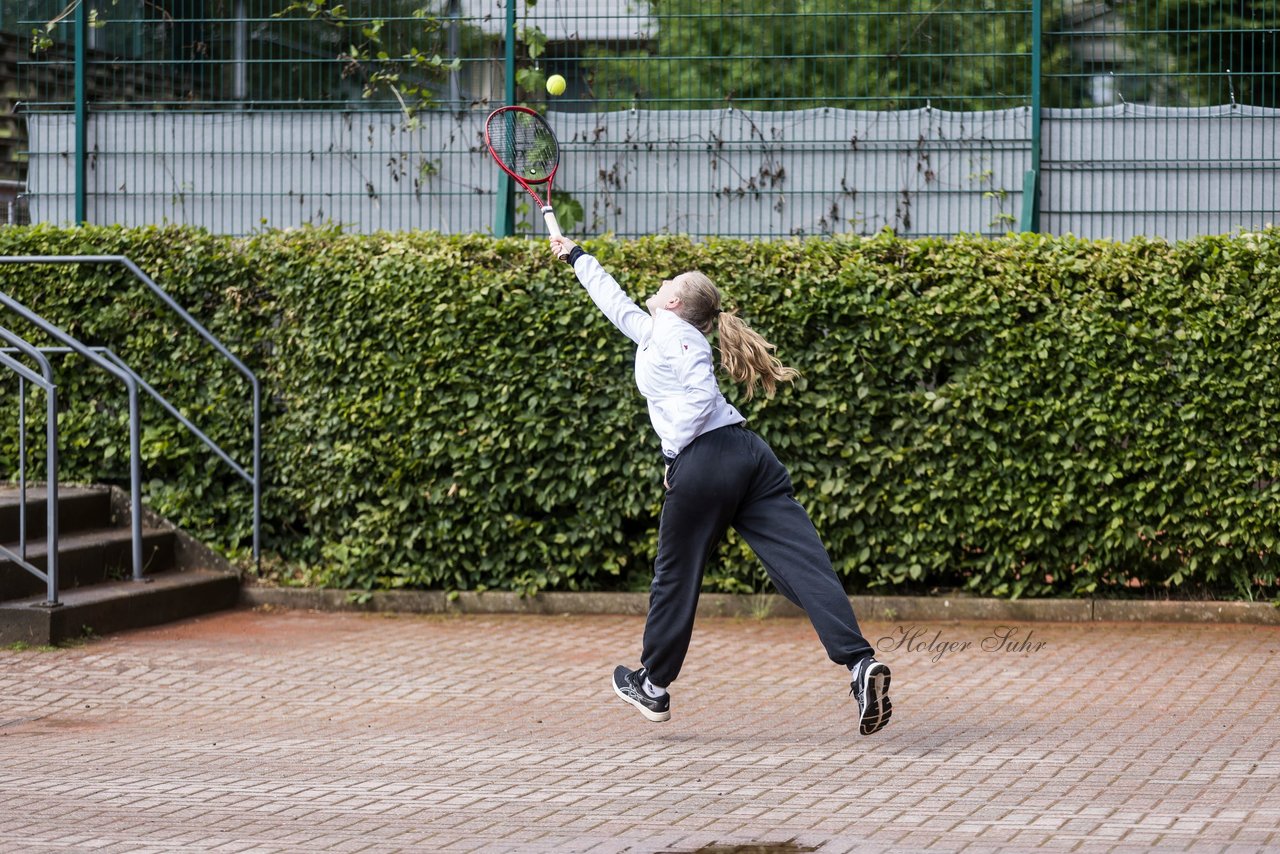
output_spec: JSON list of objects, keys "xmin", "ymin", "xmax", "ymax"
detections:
[{"xmin": 1, "ymin": 224, "xmax": 1278, "ymax": 601}]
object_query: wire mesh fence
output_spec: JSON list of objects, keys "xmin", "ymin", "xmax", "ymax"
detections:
[
  {"xmin": 1040, "ymin": 2, "xmax": 1279, "ymax": 239},
  {"xmin": 2, "ymin": 0, "xmax": 1277, "ymax": 239},
  {"xmin": 8, "ymin": 0, "xmax": 1038, "ymax": 110}
]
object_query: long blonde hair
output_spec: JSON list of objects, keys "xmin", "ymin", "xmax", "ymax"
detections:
[{"xmin": 672, "ymin": 271, "xmax": 799, "ymax": 401}]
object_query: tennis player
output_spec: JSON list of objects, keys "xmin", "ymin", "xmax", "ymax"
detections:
[{"xmin": 549, "ymin": 236, "xmax": 892, "ymax": 735}]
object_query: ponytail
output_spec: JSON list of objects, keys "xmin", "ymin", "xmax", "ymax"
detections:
[
  {"xmin": 671, "ymin": 271, "xmax": 800, "ymax": 401},
  {"xmin": 716, "ymin": 312, "xmax": 800, "ymax": 400}
]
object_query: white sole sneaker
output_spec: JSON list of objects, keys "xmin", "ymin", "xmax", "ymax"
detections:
[
  {"xmin": 854, "ymin": 660, "xmax": 892, "ymax": 735},
  {"xmin": 612, "ymin": 665, "xmax": 671, "ymax": 722}
]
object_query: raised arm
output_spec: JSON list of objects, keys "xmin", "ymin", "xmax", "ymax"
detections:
[{"xmin": 550, "ymin": 237, "xmax": 652, "ymax": 345}]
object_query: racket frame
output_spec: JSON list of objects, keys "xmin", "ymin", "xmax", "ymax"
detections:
[{"xmin": 484, "ymin": 105, "xmax": 565, "ymax": 239}]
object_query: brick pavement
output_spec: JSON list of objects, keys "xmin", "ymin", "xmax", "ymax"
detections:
[{"xmin": 1, "ymin": 607, "xmax": 1278, "ymax": 853}]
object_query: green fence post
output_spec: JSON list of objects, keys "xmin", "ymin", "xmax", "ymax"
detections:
[
  {"xmin": 74, "ymin": 0, "xmax": 88, "ymax": 224},
  {"xmin": 1020, "ymin": 0, "xmax": 1042, "ymax": 233},
  {"xmin": 492, "ymin": 0, "xmax": 517, "ymax": 237}
]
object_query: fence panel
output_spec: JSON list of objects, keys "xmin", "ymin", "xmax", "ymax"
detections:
[{"xmin": 1041, "ymin": 1, "xmax": 1280, "ymax": 240}]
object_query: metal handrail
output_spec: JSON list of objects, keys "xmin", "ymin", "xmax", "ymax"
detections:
[
  {"xmin": 0, "ymin": 325, "xmax": 56, "ymax": 560},
  {"xmin": 0, "ymin": 256, "xmax": 261, "ymax": 568},
  {"xmin": 0, "ymin": 325, "xmax": 59, "ymax": 606},
  {"xmin": 3, "ymin": 346, "xmax": 256, "ymax": 484},
  {"xmin": 0, "ymin": 292, "xmax": 146, "ymax": 580}
]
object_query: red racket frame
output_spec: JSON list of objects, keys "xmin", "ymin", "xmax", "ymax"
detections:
[{"xmin": 484, "ymin": 106, "xmax": 564, "ymax": 239}]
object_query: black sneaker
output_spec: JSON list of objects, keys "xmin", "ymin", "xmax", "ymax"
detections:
[
  {"xmin": 612, "ymin": 665, "xmax": 670, "ymax": 722},
  {"xmin": 850, "ymin": 658, "xmax": 892, "ymax": 735}
]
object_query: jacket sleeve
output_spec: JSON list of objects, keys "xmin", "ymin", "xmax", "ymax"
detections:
[{"xmin": 572, "ymin": 253, "xmax": 652, "ymax": 345}]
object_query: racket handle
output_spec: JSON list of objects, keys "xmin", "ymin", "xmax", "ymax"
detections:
[
  {"xmin": 542, "ymin": 206, "xmax": 563, "ymax": 239},
  {"xmin": 543, "ymin": 206, "xmax": 570, "ymax": 261}
]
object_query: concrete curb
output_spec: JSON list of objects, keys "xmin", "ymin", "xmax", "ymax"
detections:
[{"xmin": 240, "ymin": 586, "xmax": 1280, "ymax": 625}]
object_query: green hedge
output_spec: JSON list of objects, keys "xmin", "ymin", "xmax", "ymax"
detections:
[{"xmin": 1, "ymin": 224, "xmax": 1277, "ymax": 600}]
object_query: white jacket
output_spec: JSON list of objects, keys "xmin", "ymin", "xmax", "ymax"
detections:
[{"xmin": 573, "ymin": 253, "xmax": 745, "ymax": 459}]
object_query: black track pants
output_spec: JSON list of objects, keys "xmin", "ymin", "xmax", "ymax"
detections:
[{"xmin": 641, "ymin": 424, "xmax": 874, "ymax": 687}]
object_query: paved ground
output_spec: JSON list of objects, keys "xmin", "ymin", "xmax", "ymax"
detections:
[{"xmin": 1, "ymin": 607, "xmax": 1278, "ymax": 853}]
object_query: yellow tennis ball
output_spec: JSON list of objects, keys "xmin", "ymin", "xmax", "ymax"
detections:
[{"xmin": 546, "ymin": 74, "xmax": 567, "ymax": 97}]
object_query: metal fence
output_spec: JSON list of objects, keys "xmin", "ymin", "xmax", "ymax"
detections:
[
  {"xmin": 4, "ymin": 1, "xmax": 1278, "ymax": 239},
  {"xmin": 1041, "ymin": 1, "xmax": 1279, "ymax": 239}
]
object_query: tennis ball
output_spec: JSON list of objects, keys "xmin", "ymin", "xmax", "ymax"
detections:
[{"xmin": 546, "ymin": 74, "xmax": 567, "ymax": 97}]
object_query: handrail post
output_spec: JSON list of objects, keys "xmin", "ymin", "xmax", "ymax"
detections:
[
  {"xmin": 0, "ymin": 327, "xmax": 60, "ymax": 606},
  {"xmin": 128, "ymin": 382, "xmax": 143, "ymax": 580},
  {"xmin": 45, "ymin": 381, "xmax": 58, "ymax": 604},
  {"xmin": 253, "ymin": 380, "xmax": 261, "ymax": 572},
  {"xmin": 18, "ymin": 374, "xmax": 25, "ymax": 558}
]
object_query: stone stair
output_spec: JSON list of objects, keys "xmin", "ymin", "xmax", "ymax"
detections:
[{"xmin": 0, "ymin": 485, "xmax": 240, "ymax": 644}]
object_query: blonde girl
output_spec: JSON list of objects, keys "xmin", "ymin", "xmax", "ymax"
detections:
[{"xmin": 549, "ymin": 236, "xmax": 891, "ymax": 735}]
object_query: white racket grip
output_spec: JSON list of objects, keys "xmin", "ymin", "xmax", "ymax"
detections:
[{"xmin": 542, "ymin": 206, "xmax": 563, "ymax": 239}]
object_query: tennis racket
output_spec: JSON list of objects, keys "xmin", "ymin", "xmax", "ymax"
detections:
[{"xmin": 484, "ymin": 106, "xmax": 567, "ymax": 247}]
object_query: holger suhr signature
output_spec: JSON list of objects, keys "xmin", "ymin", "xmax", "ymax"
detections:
[{"xmin": 876, "ymin": 625, "xmax": 1048, "ymax": 663}]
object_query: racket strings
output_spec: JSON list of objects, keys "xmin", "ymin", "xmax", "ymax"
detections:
[{"xmin": 489, "ymin": 113, "xmax": 559, "ymax": 183}]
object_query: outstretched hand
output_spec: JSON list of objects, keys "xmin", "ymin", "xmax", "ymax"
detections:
[{"xmin": 550, "ymin": 236, "xmax": 577, "ymax": 262}]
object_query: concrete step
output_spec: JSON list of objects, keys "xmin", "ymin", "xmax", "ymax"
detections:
[
  {"xmin": 0, "ymin": 483, "xmax": 243, "ymax": 643},
  {"xmin": 0, "ymin": 569, "xmax": 241, "ymax": 645},
  {"xmin": 0, "ymin": 486, "xmax": 114, "ymax": 541},
  {"xmin": 0, "ymin": 526, "xmax": 176, "ymax": 602}
]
